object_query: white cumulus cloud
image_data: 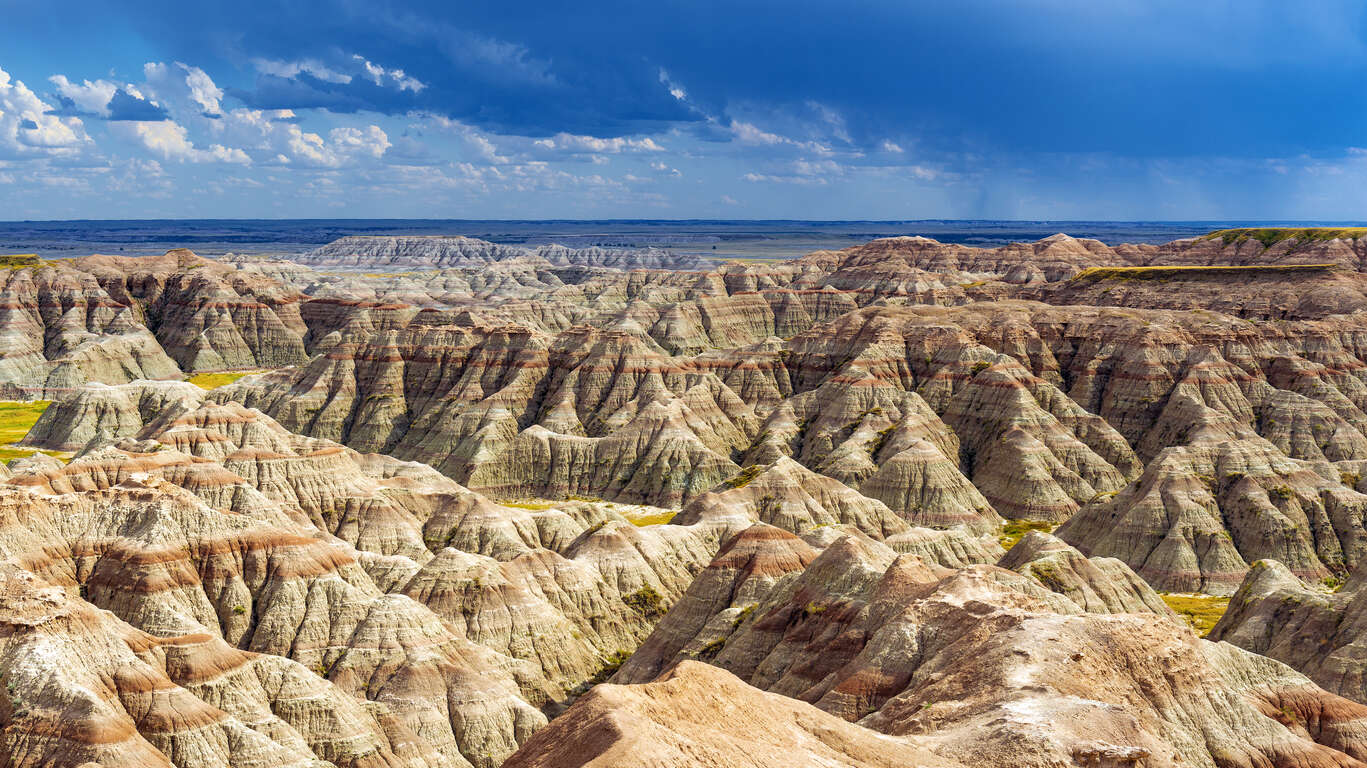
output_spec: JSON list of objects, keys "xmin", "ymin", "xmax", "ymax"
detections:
[
  {"xmin": 0, "ymin": 68, "xmax": 89, "ymax": 156},
  {"xmin": 119, "ymin": 120, "xmax": 249, "ymax": 164},
  {"xmin": 178, "ymin": 63, "xmax": 223, "ymax": 115},
  {"xmin": 48, "ymin": 75, "xmax": 118, "ymax": 116},
  {"xmin": 536, "ymin": 133, "xmax": 664, "ymax": 153},
  {"xmin": 353, "ymin": 56, "xmax": 425, "ymax": 92},
  {"xmin": 253, "ymin": 58, "xmax": 353, "ymax": 84}
]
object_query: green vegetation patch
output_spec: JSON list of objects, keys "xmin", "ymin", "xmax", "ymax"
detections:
[
  {"xmin": 623, "ymin": 585, "xmax": 664, "ymax": 617},
  {"xmin": 0, "ymin": 400, "xmax": 67, "ymax": 464},
  {"xmin": 1160, "ymin": 593, "xmax": 1230, "ymax": 637},
  {"xmin": 627, "ymin": 510, "xmax": 678, "ymax": 526},
  {"xmin": 0, "ymin": 255, "xmax": 41, "ymax": 269},
  {"xmin": 1070, "ymin": 264, "xmax": 1336, "ymax": 283},
  {"xmin": 588, "ymin": 649, "xmax": 631, "ymax": 685},
  {"xmin": 497, "ymin": 500, "xmax": 558, "ymax": 510},
  {"xmin": 696, "ymin": 636, "xmax": 727, "ymax": 660},
  {"xmin": 998, "ymin": 519, "xmax": 1056, "ymax": 550},
  {"xmin": 724, "ymin": 464, "xmax": 765, "ymax": 489},
  {"xmin": 1202, "ymin": 227, "xmax": 1367, "ymax": 247},
  {"xmin": 0, "ymin": 401, "xmax": 50, "ymax": 445},
  {"xmin": 187, "ymin": 371, "xmax": 259, "ymax": 389}
]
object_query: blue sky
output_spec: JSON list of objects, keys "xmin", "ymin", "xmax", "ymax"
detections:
[{"xmin": 2, "ymin": 0, "xmax": 1366, "ymax": 220}]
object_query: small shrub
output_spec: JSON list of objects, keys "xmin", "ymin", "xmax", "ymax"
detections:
[
  {"xmin": 970, "ymin": 361, "xmax": 991, "ymax": 375},
  {"xmin": 732, "ymin": 604, "xmax": 756, "ymax": 629},
  {"xmin": 232, "ymin": 604, "xmax": 247, "ymax": 615},
  {"xmin": 755, "ymin": 492, "xmax": 781, "ymax": 522},
  {"xmin": 1268, "ymin": 485, "xmax": 1294, "ymax": 501},
  {"xmin": 696, "ymin": 636, "xmax": 727, "ymax": 661},
  {"xmin": 588, "ymin": 650, "xmax": 631, "ymax": 685},
  {"xmin": 623, "ymin": 585, "xmax": 664, "ymax": 617},
  {"xmin": 998, "ymin": 519, "xmax": 1056, "ymax": 550},
  {"xmin": 724, "ymin": 465, "xmax": 765, "ymax": 489}
]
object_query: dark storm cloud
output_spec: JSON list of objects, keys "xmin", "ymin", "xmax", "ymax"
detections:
[
  {"xmin": 117, "ymin": 0, "xmax": 1367, "ymax": 155},
  {"xmin": 105, "ymin": 88, "xmax": 170, "ymax": 121}
]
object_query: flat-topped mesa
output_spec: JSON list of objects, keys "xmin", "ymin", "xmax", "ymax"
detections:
[
  {"xmin": 788, "ymin": 229, "xmax": 1367, "ymax": 298},
  {"xmin": 298, "ymin": 234, "xmax": 716, "ymax": 271},
  {"xmin": 1182, "ymin": 227, "xmax": 1367, "ymax": 267},
  {"xmin": 797, "ymin": 232, "xmax": 1127, "ymax": 283},
  {"xmin": 1028, "ymin": 262, "xmax": 1367, "ymax": 320}
]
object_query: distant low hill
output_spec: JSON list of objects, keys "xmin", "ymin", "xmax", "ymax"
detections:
[{"xmin": 296, "ymin": 234, "xmax": 717, "ymax": 270}]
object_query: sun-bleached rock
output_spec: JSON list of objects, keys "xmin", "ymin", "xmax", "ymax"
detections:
[{"xmin": 504, "ymin": 661, "xmax": 964, "ymax": 768}]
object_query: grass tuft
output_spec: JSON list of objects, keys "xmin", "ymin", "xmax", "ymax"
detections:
[
  {"xmin": 724, "ymin": 464, "xmax": 765, "ymax": 489},
  {"xmin": 623, "ymin": 585, "xmax": 664, "ymax": 617}
]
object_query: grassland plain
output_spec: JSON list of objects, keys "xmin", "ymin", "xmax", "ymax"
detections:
[
  {"xmin": 1159, "ymin": 593, "xmax": 1231, "ymax": 637},
  {"xmin": 0, "ymin": 400, "xmax": 61, "ymax": 462},
  {"xmin": 187, "ymin": 371, "xmax": 261, "ymax": 389}
]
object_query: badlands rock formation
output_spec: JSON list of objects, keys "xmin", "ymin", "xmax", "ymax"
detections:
[
  {"xmin": 504, "ymin": 661, "xmax": 964, "ymax": 768},
  {"xmin": 4, "ymin": 226, "xmax": 1367, "ymax": 766},
  {"xmin": 0, "ymin": 249, "xmax": 306, "ymax": 397},
  {"xmin": 300, "ymin": 235, "xmax": 715, "ymax": 271},
  {"xmin": 1211, "ymin": 558, "xmax": 1367, "ymax": 706},
  {"xmin": 608, "ymin": 525, "xmax": 1367, "ymax": 768}
]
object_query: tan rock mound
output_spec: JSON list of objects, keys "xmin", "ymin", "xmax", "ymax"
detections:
[
  {"xmin": 1211, "ymin": 558, "xmax": 1367, "ymax": 706},
  {"xmin": 503, "ymin": 660, "xmax": 962, "ymax": 768}
]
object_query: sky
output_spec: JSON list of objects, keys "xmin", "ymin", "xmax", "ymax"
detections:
[{"xmin": 2, "ymin": 0, "xmax": 1367, "ymax": 220}]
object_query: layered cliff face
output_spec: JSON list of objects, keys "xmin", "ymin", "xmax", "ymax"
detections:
[
  {"xmin": 0, "ymin": 260, "xmax": 181, "ymax": 397},
  {"xmin": 0, "ymin": 250, "xmax": 310, "ymax": 397},
  {"xmin": 77, "ymin": 250, "xmax": 310, "ymax": 372},
  {"xmin": 199, "ymin": 273, "xmax": 1367, "ymax": 600},
  {"xmin": 13, "ymin": 396, "xmax": 736, "ymax": 708}
]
